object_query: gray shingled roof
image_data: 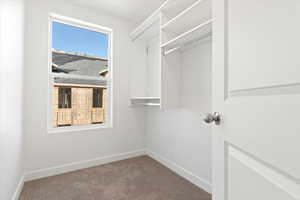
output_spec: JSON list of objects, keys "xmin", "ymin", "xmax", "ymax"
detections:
[
  {"xmin": 52, "ymin": 51, "xmax": 108, "ymax": 87},
  {"xmin": 54, "ymin": 77, "xmax": 107, "ymax": 86}
]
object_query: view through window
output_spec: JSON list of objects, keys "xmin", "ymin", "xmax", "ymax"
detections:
[{"xmin": 50, "ymin": 18, "xmax": 111, "ymax": 129}]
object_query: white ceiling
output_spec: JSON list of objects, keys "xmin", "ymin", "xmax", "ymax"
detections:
[{"xmin": 72, "ymin": 0, "xmax": 166, "ymax": 24}]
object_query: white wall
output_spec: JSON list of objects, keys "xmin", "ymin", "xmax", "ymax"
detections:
[
  {"xmin": 24, "ymin": 0, "xmax": 145, "ymax": 174},
  {"xmin": 146, "ymin": 38, "xmax": 212, "ymax": 192},
  {"xmin": 0, "ymin": 0, "xmax": 25, "ymax": 199}
]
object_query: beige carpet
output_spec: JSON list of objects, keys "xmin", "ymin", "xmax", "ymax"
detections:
[{"xmin": 20, "ymin": 156, "xmax": 211, "ymax": 200}]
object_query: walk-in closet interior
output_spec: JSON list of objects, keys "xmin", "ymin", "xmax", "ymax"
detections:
[
  {"xmin": 130, "ymin": 0, "xmax": 212, "ymax": 191},
  {"xmin": 1, "ymin": 0, "xmax": 214, "ymax": 199},
  {"xmin": 2, "ymin": 0, "xmax": 300, "ymax": 199}
]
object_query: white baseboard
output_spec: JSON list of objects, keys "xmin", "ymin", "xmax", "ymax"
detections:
[
  {"xmin": 12, "ymin": 175, "xmax": 24, "ymax": 200},
  {"xmin": 146, "ymin": 150, "xmax": 212, "ymax": 194},
  {"xmin": 25, "ymin": 149, "xmax": 146, "ymax": 181}
]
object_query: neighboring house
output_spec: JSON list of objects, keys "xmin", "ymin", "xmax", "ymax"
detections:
[{"xmin": 52, "ymin": 50, "xmax": 108, "ymax": 127}]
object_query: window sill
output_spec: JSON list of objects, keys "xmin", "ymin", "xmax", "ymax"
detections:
[{"xmin": 47, "ymin": 123, "xmax": 113, "ymax": 134}]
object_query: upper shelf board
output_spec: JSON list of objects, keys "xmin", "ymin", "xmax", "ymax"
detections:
[
  {"xmin": 162, "ymin": 0, "xmax": 211, "ymax": 36},
  {"xmin": 161, "ymin": 19, "xmax": 212, "ymax": 53},
  {"xmin": 130, "ymin": 0, "xmax": 170, "ymax": 42},
  {"xmin": 130, "ymin": 13, "xmax": 160, "ymax": 42},
  {"xmin": 161, "ymin": 0, "xmax": 200, "ymax": 20}
]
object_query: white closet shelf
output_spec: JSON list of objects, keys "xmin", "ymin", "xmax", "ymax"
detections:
[
  {"xmin": 130, "ymin": 97, "xmax": 160, "ymax": 100},
  {"xmin": 161, "ymin": 0, "xmax": 211, "ymax": 35},
  {"xmin": 130, "ymin": 11, "xmax": 160, "ymax": 42},
  {"xmin": 161, "ymin": 0, "xmax": 199, "ymax": 20},
  {"xmin": 161, "ymin": 19, "xmax": 212, "ymax": 54},
  {"xmin": 132, "ymin": 103, "xmax": 161, "ymax": 106},
  {"xmin": 130, "ymin": 97, "xmax": 161, "ymax": 107}
]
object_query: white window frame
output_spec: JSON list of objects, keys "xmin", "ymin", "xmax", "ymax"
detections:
[{"xmin": 47, "ymin": 13, "xmax": 113, "ymax": 134}]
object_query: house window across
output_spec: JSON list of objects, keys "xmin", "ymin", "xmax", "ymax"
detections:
[
  {"xmin": 93, "ymin": 88, "xmax": 103, "ymax": 108},
  {"xmin": 49, "ymin": 14, "xmax": 113, "ymax": 132},
  {"xmin": 58, "ymin": 88, "xmax": 72, "ymax": 109}
]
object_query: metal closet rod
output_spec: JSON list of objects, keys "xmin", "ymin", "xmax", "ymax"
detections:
[{"xmin": 163, "ymin": 33, "xmax": 212, "ymax": 56}]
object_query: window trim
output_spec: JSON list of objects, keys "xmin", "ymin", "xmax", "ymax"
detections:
[{"xmin": 47, "ymin": 13, "xmax": 113, "ymax": 134}]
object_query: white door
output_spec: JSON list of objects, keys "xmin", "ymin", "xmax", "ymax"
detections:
[{"xmin": 212, "ymin": 0, "xmax": 300, "ymax": 200}]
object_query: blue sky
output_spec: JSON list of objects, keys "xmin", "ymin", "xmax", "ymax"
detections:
[{"xmin": 52, "ymin": 22, "xmax": 108, "ymax": 58}]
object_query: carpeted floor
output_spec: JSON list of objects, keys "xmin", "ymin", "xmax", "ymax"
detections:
[{"xmin": 20, "ymin": 156, "xmax": 211, "ymax": 200}]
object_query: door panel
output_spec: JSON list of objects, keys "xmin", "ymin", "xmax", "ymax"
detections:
[
  {"xmin": 228, "ymin": 0, "xmax": 300, "ymax": 91},
  {"xmin": 228, "ymin": 147, "xmax": 297, "ymax": 200},
  {"xmin": 225, "ymin": 96, "xmax": 300, "ymax": 179},
  {"xmin": 213, "ymin": 0, "xmax": 300, "ymax": 200}
]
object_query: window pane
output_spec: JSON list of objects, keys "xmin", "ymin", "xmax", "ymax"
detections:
[
  {"xmin": 51, "ymin": 20, "xmax": 110, "ymax": 128},
  {"xmin": 53, "ymin": 80, "xmax": 108, "ymax": 127},
  {"xmin": 51, "ymin": 22, "xmax": 109, "ymax": 78}
]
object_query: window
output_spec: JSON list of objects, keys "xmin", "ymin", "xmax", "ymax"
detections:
[
  {"xmin": 58, "ymin": 88, "xmax": 71, "ymax": 108},
  {"xmin": 93, "ymin": 88, "xmax": 103, "ymax": 108},
  {"xmin": 49, "ymin": 14, "xmax": 112, "ymax": 132}
]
